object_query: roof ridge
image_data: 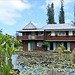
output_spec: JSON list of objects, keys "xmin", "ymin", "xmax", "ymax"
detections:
[{"xmin": 23, "ymin": 22, "xmax": 37, "ymax": 29}]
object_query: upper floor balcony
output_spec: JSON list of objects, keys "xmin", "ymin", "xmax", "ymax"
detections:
[
  {"xmin": 45, "ymin": 36, "xmax": 75, "ymax": 41},
  {"xmin": 17, "ymin": 35, "xmax": 44, "ymax": 40},
  {"xmin": 45, "ymin": 32, "xmax": 75, "ymax": 41}
]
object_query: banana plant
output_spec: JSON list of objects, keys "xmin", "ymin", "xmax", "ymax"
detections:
[{"xmin": 6, "ymin": 44, "xmax": 16, "ymax": 59}]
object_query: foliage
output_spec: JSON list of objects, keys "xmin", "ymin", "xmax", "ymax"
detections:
[
  {"xmin": 54, "ymin": 47, "xmax": 63, "ymax": 54},
  {"xmin": 60, "ymin": 45, "xmax": 66, "ymax": 51},
  {"xmin": 6, "ymin": 44, "xmax": 16, "ymax": 59},
  {"xmin": 47, "ymin": 3, "xmax": 56, "ymax": 24},
  {"xmin": 63, "ymin": 50, "xmax": 71, "ymax": 53},
  {"xmin": 3, "ymin": 64, "xmax": 11, "ymax": 75},
  {"xmin": 16, "ymin": 46, "xmax": 23, "ymax": 51},
  {"xmin": 41, "ymin": 41, "xmax": 48, "ymax": 51},
  {"xmin": 41, "ymin": 41, "xmax": 48, "ymax": 47},
  {"xmin": 0, "ymin": 29, "xmax": 2, "ymax": 34},
  {"xmin": 59, "ymin": 2, "xmax": 65, "ymax": 24},
  {"xmin": 0, "ymin": 33, "xmax": 16, "ymax": 75},
  {"xmin": 0, "ymin": 33, "xmax": 22, "ymax": 49},
  {"xmin": 54, "ymin": 45, "xmax": 71, "ymax": 53},
  {"xmin": 71, "ymin": 48, "xmax": 75, "ymax": 64}
]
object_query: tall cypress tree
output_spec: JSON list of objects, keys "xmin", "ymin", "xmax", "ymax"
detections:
[
  {"xmin": 47, "ymin": 3, "xmax": 56, "ymax": 24},
  {"xmin": 59, "ymin": 0, "xmax": 65, "ymax": 24},
  {"xmin": 51, "ymin": 3, "xmax": 54, "ymax": 23}
]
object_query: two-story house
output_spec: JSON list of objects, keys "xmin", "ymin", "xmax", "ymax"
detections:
[{"xmin": 17, "ymin": 22, "xmax": 75, "ymax": 51}]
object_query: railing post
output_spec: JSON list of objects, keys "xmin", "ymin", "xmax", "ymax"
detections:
[{"xmin": 44, "ymin": 30, "xmax": 46, "ymax": 41}]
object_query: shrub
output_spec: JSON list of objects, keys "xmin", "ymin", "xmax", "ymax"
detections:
[
  {"xmin": 54, "ymin": 47, "xmax": 63, "ymax": 54},
  {"xmin": 71, "ymin": 48, "xmax": 75, "ymax": 64},
  {"xmin": 41, "ymin": 41, "xmax": 48, "ymax": 47},
  {"xmin": 41, "ymin": 41, "xmax": 48, "ymax": 51},
  {"xmin": 60, "ymin": 45, "xmax": 66, "ymax": 51},
  {"xmin": 63, "ymin": 50, "xmax": 71, "ymax": 53}
]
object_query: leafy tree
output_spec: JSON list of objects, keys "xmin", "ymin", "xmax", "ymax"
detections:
[
  {"xmin": 0, "ymin": 33, "xmax": 22, "ymax": 48},
  {"xmin": 47, "ymin": 3, "xmax": 56, "ymax": 24},
  {"xmin": 59, "ymin": 1, "xmax": 65, "ymax": 24},
  {"xmin": 0, "ymin": 29, "xmax": 2, "ymax": 34}
]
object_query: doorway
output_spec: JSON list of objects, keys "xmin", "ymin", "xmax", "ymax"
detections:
[
  {"xmin": 64, "ymin": 42, "xmax": 67, "ymax": 50},
  {"xmin": 50, "ymin": 42, "xmax": 53, "ymax": 50},
  {"xmin": 28, "ymin": 42, "xmax": 33, "ymax": 50}
]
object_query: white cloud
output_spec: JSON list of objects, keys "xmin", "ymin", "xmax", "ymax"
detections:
[
  {"xmin": 40, "ymin": 0, "xmax": 73, "ymax": 10},
  {"xmin": 0, "ymin": 0, "xmax": 33, "ymax": 25},
  {"xmin": 45, "ymin": 0, "xmax": 60, "ymax": 8},
  {"xmin": 65, "ymin": 12, "xmax": 73, "ymax": 16},
  {"xmin": 65, "ymin": 19, "xmax": 71, "ymax": 23},
  {"xmin": 45, "ymin": 0, "xmax": 73, "ymax": 8},
  {"xmin": 40, "ymin": 5, "xmax": 46, "ymax": 10}
]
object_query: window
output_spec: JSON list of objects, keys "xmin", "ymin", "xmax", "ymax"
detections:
[
  {"xmin": 55, "ymin": 31, "xmax": 66, "ymax": 36},
  {"xmin": 37, "ymin": 41, "xmax": 42, "ymax": 47},
  {"xmin": 41, "ymin": 32, "xmax": 44, "ymax": 36},
  {"xmin": 38, "ymin": 32, "xmax": 44, "ymax": 36},
  {"xmin": 73, "ymin": 31, "xmax": 75, "ymax": 36},
  {"xmin": 38, "ymin": 32, "xmax": 41, "ymax": 36},
  {"xmin": 48, "ymin": 31, "xmax": 51, "ymax": 36}
]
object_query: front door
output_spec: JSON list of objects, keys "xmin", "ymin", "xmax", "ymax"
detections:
[
  {"xmin": 64, "ymin": 42, "xmax": 67, "ymax": 50},
  {"xmin": 28, "ymin": 42, "xmax": 33, "ymax": 50},
  {"xmin": 50, "ymin": 42, "xmax": 53, "ymax": 50}
]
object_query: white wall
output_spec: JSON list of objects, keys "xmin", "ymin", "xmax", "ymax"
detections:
[
  {"xmin": 69, "ymin": 31, "xmax": 73, "ymax": 36},
  {"xmin": 51, "ymin": 31, "xmax": 55, "ymax": 36}
]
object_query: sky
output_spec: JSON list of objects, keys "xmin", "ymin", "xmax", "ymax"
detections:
[{"xmin": 0, "ymin": 0, "xmax": 74, "ymax": 36}]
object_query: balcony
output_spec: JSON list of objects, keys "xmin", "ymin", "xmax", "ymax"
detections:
[
  {"xmin": 46, "ymin": 36, "xmax": 75, "ymax": 41},
  {"xmin": 17, "ymin": 35, "xmax": 44, "ymax": 40}
]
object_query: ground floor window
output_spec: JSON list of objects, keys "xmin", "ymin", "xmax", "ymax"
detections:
[
  {"xmin": 61, "ymin": 42, "xmax": 70, "ymax": 50},
  {"xmin": 50, "ymin": 42, "xmax": 56, "ymax": 50},
  {"xmin": 37, "ymin": 41, "xmax": 42, "ymax": 47},
  {"xmin": 48, "ymin": 42, "xmax": 70, "ymax": 50}
]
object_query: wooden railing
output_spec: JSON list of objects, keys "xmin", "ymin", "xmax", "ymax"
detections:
[
  {"xmin": 17, "ymin": 35, "xmax": 44, "ymax": 40},
  {"xmin": 46, "ymin": 36, "xmax": 75, "ymax": 41}
]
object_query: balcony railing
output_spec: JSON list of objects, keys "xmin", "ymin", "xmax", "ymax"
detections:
[
  {"xmin": 17, "ymin": 35, "xmax": 44, "ymax": 40},
  {"xmin": 46, "ymin": 36, "xmax": 75, "ymax": 41}
]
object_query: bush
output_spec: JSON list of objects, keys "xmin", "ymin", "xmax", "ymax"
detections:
[
  {"xmin": 41, "ymin": 42, "xmax": 48, "ymax": 47},
  {"xmin": 54, "ymin": 47, "xmax": 63, "ymax": 54},
  {"xmin": 71, "ymin": 48, "xmax": 75, "ymax": 64},
  {"xmin": 60, "ymin": 45, "xmax": 66, "ymax": 51},
  {"xmin": 41, "ymin": 41, "xmax": 48, "ymax": 51},
  {"xmin": 63, "ymin": 50, "xmax": 71, "ymax": 53}
]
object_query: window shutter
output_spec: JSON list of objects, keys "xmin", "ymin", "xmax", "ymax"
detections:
[
  {"xmin": 53, "ymin": 42, "xmax": 56, "ymax": 50},
  {"xmin": 47, "ymin": 42, "xmax": 50, "ymax": 50},
  {"xmin": 67, "ymin": 42, "xmax": 70, "ymax": 50}
]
